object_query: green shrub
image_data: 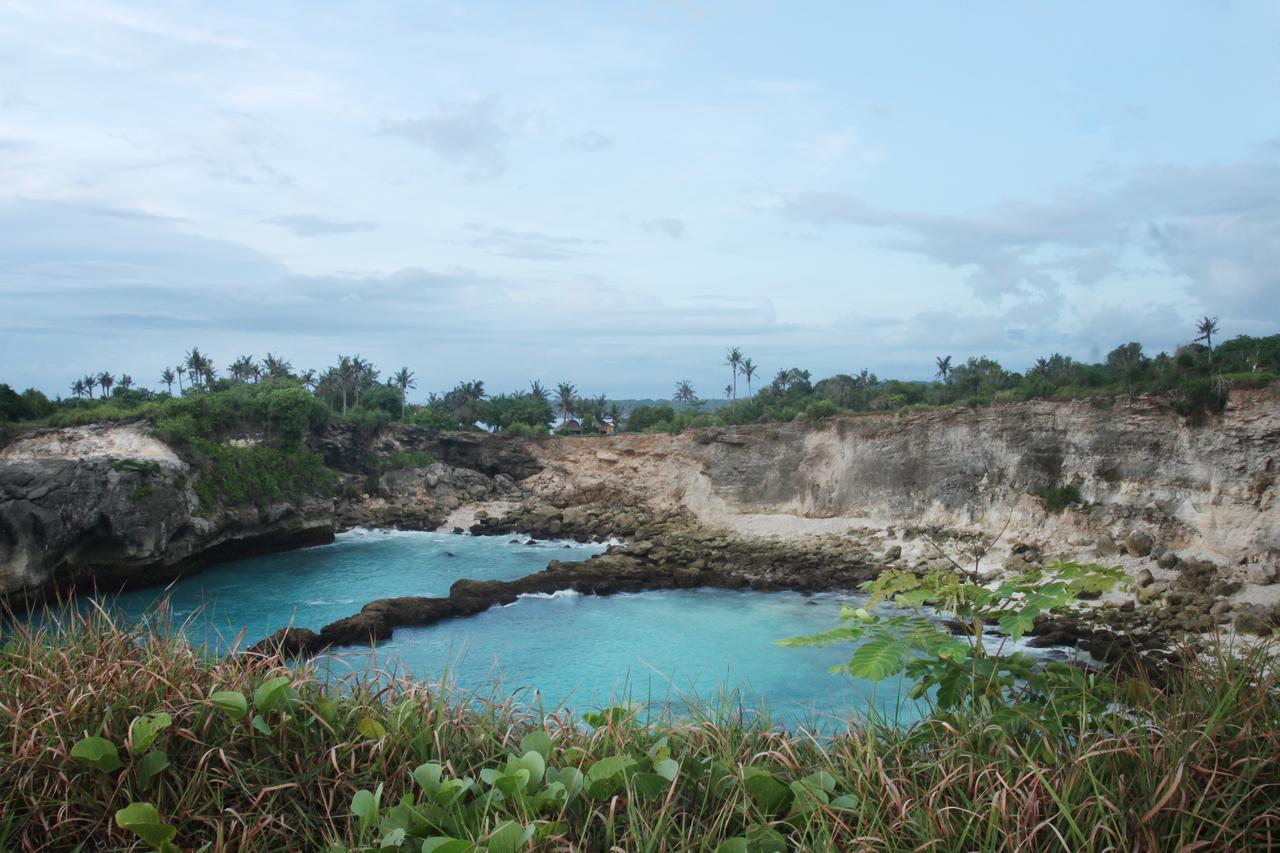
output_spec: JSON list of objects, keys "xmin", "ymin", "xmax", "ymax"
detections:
[
  {"xmin": 1044, "ymin": 483, "xmax": 1082, "ymax": 512},
  {"xmin": 188, "ymin": 441, "xmax": 336, "ymax": 515},
  {"xmin": 805, "ymin": 399, "xmax": 839, "ymax": 419}
]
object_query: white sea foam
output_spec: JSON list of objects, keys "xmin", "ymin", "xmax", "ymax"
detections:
[{"xmin": 511, "ymin": 589, "xmax": 582, "ymax": 603}]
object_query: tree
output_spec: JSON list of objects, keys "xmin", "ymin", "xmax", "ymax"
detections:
[
  {"xmin": 772, "ymin": 368, "xmax": 790, "ymax": 393},
  {"xmin": 71, "ymin": 379, "xmax": 86, "ymax": 399},
  {"xmin": 742, "ymin": 357, "xmax": 758, "ymax": 397},
  {"xmin": 724, "ymin": 347, "xmax": 743, "ymax": 415},
  {"xmin": 174, "ymin": 365, "xmax": 186, "ymax": 393},
  {"xmin": 555, "ymin": 382, "xmax": 577, "ymax": 424},
  {"xmin": 82, "ymin": 374, "xmax": 96, "ymax": 400},
  {"xmin": 673, "ymin": 380, "xmax": 698, "ymax": 405},
  {"xmin": 160, "ymin": 368, "xmax": 175, "ymax": 395},
  {"xmin": 335, "ymin": 356, "xmax": 356, "ymax": 413},
  {"xmin": 935, "ymin": 355, "xmax": 952, "ymax": 381},
  {"xmin": 1196, "ymin": 316, "xmax": 1220, "ymax": 351},
  {"xmin": 97, "ymin": 372, "xmax": 114, "ymax": 400},
  {"xmin": 118, "ymin": 374, "xmax": 133, "ymax": 392},
  {"xmin": 529, "ymin": 380, "xmax": 548, "ymax": 403},
  {"xmin": 299, "ymin": 368, "xmax": 318, "ymax": 391},
  {"xmin": 184, "ymin": 348, "xmax": 215, "ymax": 387},
  {"xmin": 391, "ymin": 367, "xmax": 416, "ymax": 418},
  {"xmin": 262, "ymin": 353, "xmax": 293, "ymax": 380},
  {"xmin": 230, "ymin": 355, "xmax": 256, "ymax": 383}
]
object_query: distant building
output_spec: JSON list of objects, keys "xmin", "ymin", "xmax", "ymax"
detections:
[
  {"xmin": 554, "ymin": 417, "xmax": 583, "ymax": 435},
  {"xmin": 599, "ymin": 417, "xmax": 617, "ymax": 435}
]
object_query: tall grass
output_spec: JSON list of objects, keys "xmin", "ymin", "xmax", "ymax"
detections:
[{"xmin": 2, "ymin": 606, "xmax": 1278, "ymax": 851}]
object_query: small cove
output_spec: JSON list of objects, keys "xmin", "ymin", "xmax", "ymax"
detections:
[{"xmin": 99, "ymin": 529, "xmax": 927, "ymax": 728}]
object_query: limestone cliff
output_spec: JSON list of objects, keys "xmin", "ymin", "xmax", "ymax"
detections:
[
  {"xmin": 518, "ymin": 386, "xmax": 1279, "ymax": 567},
  {"xmin": 2, "ymin": 387, "xmax": 1277, "ymax": 602}
]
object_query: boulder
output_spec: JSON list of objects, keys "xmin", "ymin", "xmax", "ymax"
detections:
[{"xmin": 1124, "ymin": 531, "xmax": 1154, "ymax": 558}]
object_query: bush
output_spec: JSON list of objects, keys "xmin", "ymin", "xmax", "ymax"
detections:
[
  {"xmin": 189, "ymin": 442, "xmax": 336, "ymax": 515},
  {"xmin": 1044, "ymin": 483, "xmax": 1082, "ymax": 512},
  {"xmin": 805, "ymin": 399, "xmax": 839, "ymax": 419},
  {"xmin": 267, "ymin": 387, "xmax": 322, "ymax": 448}
]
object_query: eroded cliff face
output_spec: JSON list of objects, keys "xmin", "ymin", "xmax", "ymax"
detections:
[
  {"xmin": 2, "ymin": 387, "xmax": 1276, "ymax": 601},
  {"xmin": 0, "ymin": 425, "xmax": 336, "ymax": 599},
  {"xmin": 519, "ymin": 387, "xmax": 1280, "ymax": 566}
]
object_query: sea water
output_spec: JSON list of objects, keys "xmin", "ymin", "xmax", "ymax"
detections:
[{"xmin": 100, "ymin": 529, "xmax": 922, "ymax": 729}]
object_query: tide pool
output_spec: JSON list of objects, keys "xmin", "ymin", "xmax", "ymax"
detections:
[{"xmin": 99, "ymin": 529, "xmax": 920, "ymax": 729}]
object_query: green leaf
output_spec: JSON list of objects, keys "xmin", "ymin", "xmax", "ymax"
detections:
[
  {"xmin": 715, "ymin": 841, "xmax": 749, "ymax": 853},
  {"xmin": 253, "ymin": 676, "xmax": 292, "ymax": 713},
  {"xmin": 742, "ymin": 767, "xmax": 793, "ymax": 815},
  {"xmin": 70, "ymin": 736, "xmax": 121, "ymax": 772},
  {"xmin": 252, "ymin": 714, "xmax": 272, "ymax": 736},
  {"xmin": 519, "ymin": 730, "xmax": 554, "ymax": 760},
  {"xmin": 631, "ymin": 772, "xmax": 669, "ymax": 798},
  {"xmin": 135, "ymin": 749, "xmax": 170, "ymax": 789},
  {"xmin": 114, "ymin": 802, "xmax": 176, "ymax": 847},
  {"xmin": 509, "ymin": 750, "xmax": 545, "ymax": 789},
  {"xmin": 210, "ymin": 690, "xmax": 248, "ymax": 720},
  {"xmin": 357, "ymin": 717, "xmax": 387, "ymax": 740},
  {"xmin": 413, "ymin": 762, "xmax": 444, "ymax": 795},
  {"xmin": 997, "ymin": 609, "xmax": 1038, "ymax": 641},
  {"xmin": 654, "ymin": 757, "xmax": 679, "ymax": 781},
  {"xmin": 128, "ymin": 712, "xmax": 171, "ymax": 754},
  {"xmin": 421, "ymin": 838, "xmax": 473, "ymax": 853},
  {"xmin": 847, "ymin": 636, "xmax": 910, "ymax": 681},
  {"xmin": 351, "ymin": 786, "xmax": 381, "ymax": 822},
  {"xmin": 587, "ymin": 754, "xmax": 636, "ymax": 782},
  {"xmin": 485, "ymin": 821, "xmax": 533, "ymax": 853},
  {"xmin": 379, "ymin": 827, "xmax": 406, "ymax": 848}
]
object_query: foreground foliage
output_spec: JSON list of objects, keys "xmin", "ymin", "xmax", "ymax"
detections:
[{"xmin": 2, "ymin": 608, "xmax": 1279, "ymax": 851}]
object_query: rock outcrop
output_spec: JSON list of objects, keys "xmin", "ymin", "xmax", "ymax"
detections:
[{"xmin": 0, "ymin": 425, "xmax": 335, "ymax": 599}]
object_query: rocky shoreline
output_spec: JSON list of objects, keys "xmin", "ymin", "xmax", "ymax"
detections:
[{"xmin": 4, "ymin": 389, "xmax": 1279, "ymax": 662}]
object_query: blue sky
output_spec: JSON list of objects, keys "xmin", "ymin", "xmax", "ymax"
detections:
[{"xmin": 2, "ymin": 1, "xmax": 1277, "ymax": 400}]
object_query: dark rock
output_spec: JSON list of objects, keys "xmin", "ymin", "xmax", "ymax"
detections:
[
  {"xmin": 252, "ymin": 627, "xmax": 323, "ymax": 656},
  {"xmin": 1124, "ymin": 531, "xmax": 1154, "ymax": 558}
]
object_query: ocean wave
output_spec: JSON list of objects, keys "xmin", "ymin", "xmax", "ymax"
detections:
[{"xmin": 509, "ymin": 589, "xmax": 582, "ymax": 604}]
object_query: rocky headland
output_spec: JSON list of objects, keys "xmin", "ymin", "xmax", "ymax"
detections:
[{"xmin": 3, "ymin": 386, "xmax": 1278, "ymax": 657}]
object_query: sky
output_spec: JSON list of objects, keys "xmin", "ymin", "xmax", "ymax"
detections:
[{"xmin": 2, "ymin": 1, "xmax": 1278, "ymax": 401}]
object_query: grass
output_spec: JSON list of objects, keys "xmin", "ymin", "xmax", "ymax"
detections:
[{"xmin": 2, "ymin": 607, "xmax": 1279, "ymax": 851}]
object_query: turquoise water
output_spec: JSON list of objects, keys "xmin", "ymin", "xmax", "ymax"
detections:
[{"xmin": 101, "ymin": 529, "xmax": 920, "ymax": 729}]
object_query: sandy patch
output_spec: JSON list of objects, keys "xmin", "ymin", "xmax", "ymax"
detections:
[
  {"xmin": 1, "ymin": 425, "xmax": 182, "ymax": 466},
  {"xmin": 438, "ymin": 500, "xmax": 519, "ymax": 532}
]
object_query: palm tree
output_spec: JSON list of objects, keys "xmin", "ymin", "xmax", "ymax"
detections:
[
  {"xmin": 82, "ymin": 374, "xmax": 96, "ymax": 400},
  {"xmin": 230, "ymin": 355, "xmax": 255, "ymax": 383},
  {"xmin": 724, "ymin": 347, "xmax": 743, "ymax": 415},
  {"xmin": 118, "ymin": 374, "xmax": 133, "ymax": 391},
  {"xmin": 262, "ymin": 353, "xmax": 293, "ymax": 380},
  {"xmin": 160, "ymin": 367, "xmax": 175, "ymax": 395},
  {"xmin": 97, "ymin": 371, "xmax": 114, "ymax": 399},
  {"xmin": 673, "ymin": 380, "xmax": 698, "ymax": 405},
  {"xmin": 741, "ymin": 358, "xmax": 757, "ymax": 397},
  {"xmin": 555, "ymin": 382, "xmax": 577, "ymax": 424},
  {"xmin": 184, "ymin": 348, "xmax": 204, "ymax": 388},
  {"xmin": 351, "ymin": 355, "xmax": 379, "ymax": 406},
  {"xmin": 299, "ymin": 368, "xmax": 318, "ymax": 391},
  {"xmin": 1196, "ymin": 316, "xmax": 1220, "ymax": 351},
  {"xmin": 935, "ymin": 355, "xmax": 952, "ymax": 381},
  {"xmin": 392, "ymin": 367, "xmax": 416, "ymax": 418},
  {"xmin": 773, "ymin": 368, "xmax": 790, "ymax": 393},
  {"xmin": 529, "ymin": 380, "xmax": 549, "ymax": 403},
  {"xmin": 175, "ymin": 365, "xmax": 186, "ymax": 393},
  {"xmin": 335, "ymin": 356, "xmax": 356, "ymax": 413},
  {"xmin": 724, "ymin": 384, "xmax": 733, "ymax": 401},
  {"xmin": 71, "ymin": 379, "xmax": 85, "ymax": 399}
]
